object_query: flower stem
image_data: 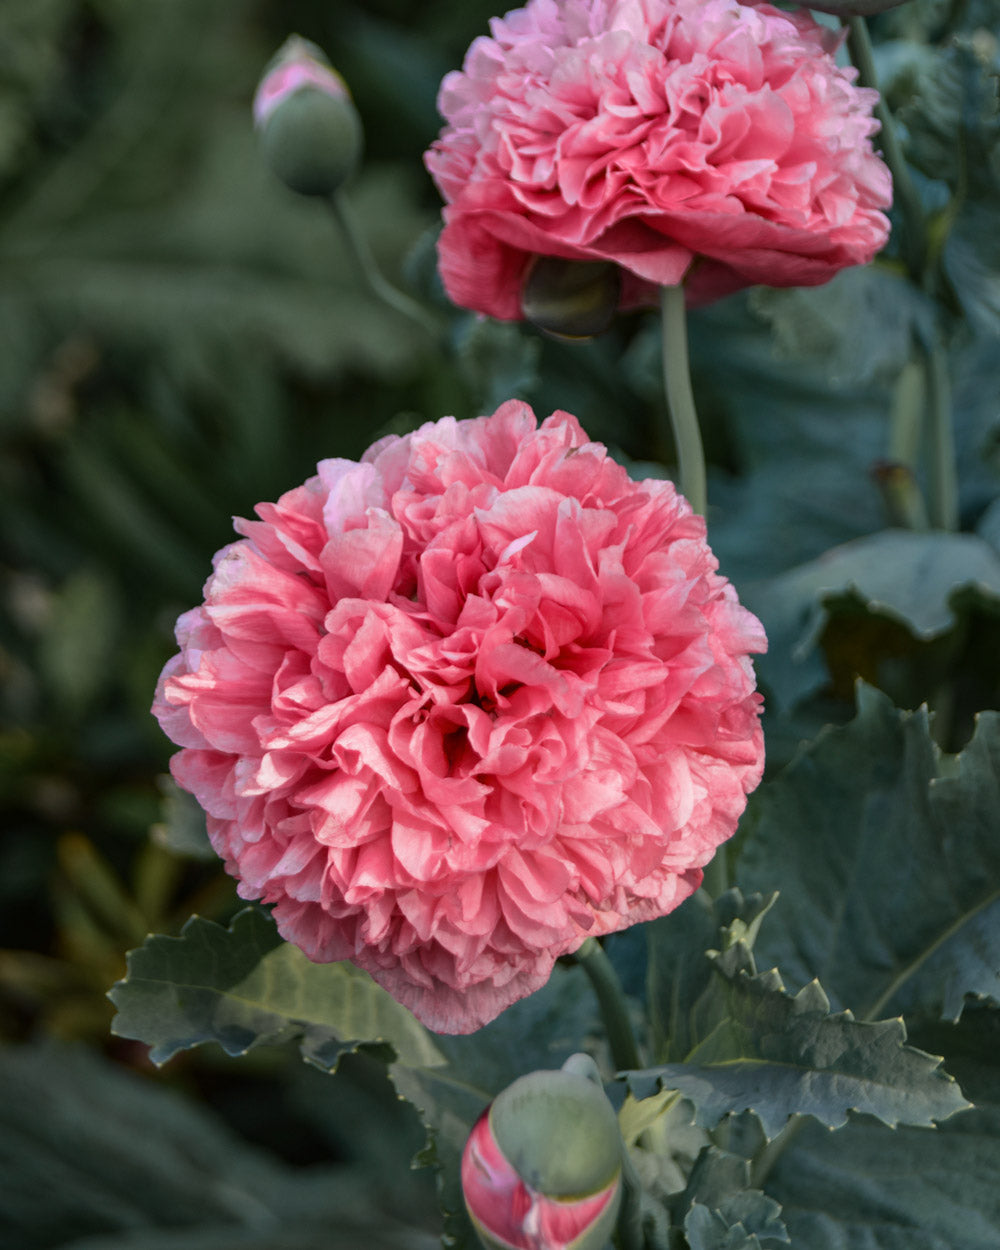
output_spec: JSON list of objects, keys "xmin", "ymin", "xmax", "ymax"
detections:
[
  {"xmin": 924, "ymin": 339, "xmax": 959, "ymax": 531},
  {"xmin": 575, "ymin": 938, "xmax": 642, "ymax": 1072},
  {"xmin": 327, "ymin": 191, "xmax": 439, "ymax": 334},
  {"xmin": 844, "ymin": 16, "xmax": 927, "ymax": 281},
  {"xmin": 660, "ymin": 284, "xmax": 707, "ymax": 516},
  {"xmin": 844, "ymin": 19, "xmax": 958, "ymax": 532},
  {"xmin": 615, "ymin": 1137, "xmax": 647, "ymax": 1250},
  {"xmin": 701, "ymin": 848, "xmax": 730, "ymax": 901},
  {"xmin": 751, "ymin": 1114, "xmax": 806, "ymax": 1188},
  {"xmin": 888, "ymin": 358, "xmax": 924, "ymax": 469},
  {"xmin": 876, "ymin": 355, "xmax": 929, "ymax": 530}
]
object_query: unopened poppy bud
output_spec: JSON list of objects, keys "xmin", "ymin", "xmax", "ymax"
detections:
[
  {"xmin": 253, "ymin": 36, "xmax": 362, "ymax": 197},
  {"xmin": 521, "ymin": 258, "xmax": 622, "ymax": 339},
  {"xmin": 461, "ymin": 1061, "xmax": 623, "ymax": 1250}
]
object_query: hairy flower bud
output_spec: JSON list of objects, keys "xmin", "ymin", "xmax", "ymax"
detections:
[
  {"xmin": 253, "ymin": 35, "xmax": 362, "ymax": 197},
  {"xmin": 462, "ymin": 1064, "xmax": 623, "ymax": 1250}
]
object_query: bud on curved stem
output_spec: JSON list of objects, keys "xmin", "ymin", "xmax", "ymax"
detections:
[
  {"xmin": 254, "ymin": 36, "xmax": 363, "ymax": 197},
  {"xmin": 462, "ymin": 1060, "xmax": 623, "ymax": 1250}
]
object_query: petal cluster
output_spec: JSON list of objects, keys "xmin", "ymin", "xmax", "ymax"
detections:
[
  {"xmin": 462, "ymin": 1105, "xmax": 620, "ymax": 1250},
  {"xmin": 153, "ymin": 403, "xmax": 765, "ymax": 1033},
  {"xmin": 425, "ymin": 0, "xmax": 892, "ymax": 317}
]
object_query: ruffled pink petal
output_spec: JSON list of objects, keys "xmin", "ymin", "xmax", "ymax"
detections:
[
  {"xmin": 152, "ymin": 405, "xmax": 765, "ymax": 1034},
  {"xmin": 425, "ymin": 0, "xmax": 891, "ymax": 319}
]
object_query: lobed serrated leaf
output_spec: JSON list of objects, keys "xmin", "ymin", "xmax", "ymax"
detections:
[
  {"xmin": 108, "ymin": 908, "xmax": 444, "ymax": 1070},
  {"xmin": 628, "ymin": 956, "xmax": 969, "ymax": 1139},
  {"xmin": 675, "ymin": 1146, "xmax": 789, "ymax": 1250},
  {"xmin": 740, "ymin": 684, "xmax": 1000, "ymax": 1022},
  {"xmin": 765, "ymin": 1002, "xmax": 1000, "ymax": 1248},
  {"xmin": 685, "ymin": 1199, "xmax": 788, "ymax": 1250}
]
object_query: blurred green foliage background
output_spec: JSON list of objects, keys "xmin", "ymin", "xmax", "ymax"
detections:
[
  {"xmin": 0, "ymin": 4, "xmax": 508, "ymax": 1245},
  {"xmin": 2, "ymin": 0, "xmax": 999, "ymax": 1245},
  {"xmin": 0, "ymin": 0, "xmax": 499, "ymax": 1019}
]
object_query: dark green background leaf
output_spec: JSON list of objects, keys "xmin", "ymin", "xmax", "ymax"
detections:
[
  {"xmin": 744, "ymin": 529, "xmax": 1000, "ymax": 712},
  {"xmin": 740, "ymin": 684, "xmax": 1000, "ymax": 1023},
  {"xmin": 0, "ymin": 1041, "xmax": 437, "ymax": 1250}
]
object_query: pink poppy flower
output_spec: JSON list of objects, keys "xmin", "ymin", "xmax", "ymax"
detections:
[
  {"xmin": 153, "ymin": 403, "xmax": 765, "ymax": 1033},
  {"xmin": 425, "ymin": 0, "xmax": 892, "ymax": 318}
]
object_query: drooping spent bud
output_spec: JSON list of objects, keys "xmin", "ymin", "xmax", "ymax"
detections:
[
  {"xmin": 521, "ymin": 257, "xmax": 622, "ymax": 339},
  {"xmin": 253, "ymin": 35, "xmax": 362, "ymax": 197},
  {"xmin": 461, "ymin": 1059, "xmax": 623, "ymax": 1250}
]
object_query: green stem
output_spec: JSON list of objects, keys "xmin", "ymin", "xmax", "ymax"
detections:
[
  {"xmin": 701, "ymin": 848, "xmax": 730, "ymax": 901},
  {"xmin": 874, "ymin": 463, "xmax": 930, "ymax": 531},
  {"xmin": 925, "ymin": 339, "xmax": 959, "ymax": 531},
  {"xmin": 660, "ymin": 284, "xmax": 707, "ymax": 516},
  {"xmin": 575, "ymin": 938, "xmax": 642, "ymax": 1072},
  {"xmin": 615, "ymin": 1136, "xmax": 647, "ymax": 1250},
  {"xmin": 845, "ymin": 16, "xmax": 927, "ymax": 281},
  {"xmin": 327, "ymin": 192, "xmax": 439, "ymax": 334},
  {"xmin": 877, "ymin": 355, "xmax": 929, "ymax": 530},
  {"xmin": 845, "ymin": 20, "xmax": 957, "ymax": 532},
  {"xmin": 888, "ymin": 357, "xmax": 925, "ymax": 470},
  {"xmin": 751, "ymin": 1114, "xmax": 806, "ymax": 1188}
]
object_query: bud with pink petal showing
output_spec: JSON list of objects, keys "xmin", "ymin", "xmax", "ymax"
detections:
[
  {"xmin": 253, "ymin": 35, "xmax": 362, "ymax": 197},
  {"xmin": 462, "ymin": 1062, "xmax": 623, "ymax": 1250}
]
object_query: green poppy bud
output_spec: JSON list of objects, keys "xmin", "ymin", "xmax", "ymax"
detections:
[
  {"xmin": 462, "ymin": 1060, "xmax": 623, "ymax": 1250},
  {"xmin": 253, "ymin": 36, "xmax": 363, "ymax": 197},
  {"xmin": 521, "ymin": 258, "xmax": 622, "ymax": 339}
]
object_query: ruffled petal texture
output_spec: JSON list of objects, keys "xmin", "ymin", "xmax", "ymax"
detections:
[
  {"xmin": 424, "ymin": 0, "xmax": 892, "ymax": 317},
  {"xmin": 153, "ymin": 404, "xmax": 765, "ymax": 1033}
]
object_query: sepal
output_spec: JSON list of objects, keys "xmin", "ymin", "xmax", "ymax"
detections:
[{"xmin": 521, "ymin": 257, "xmax": 621, "ymax": 339}]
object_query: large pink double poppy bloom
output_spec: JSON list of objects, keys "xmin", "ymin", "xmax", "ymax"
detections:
[
  {"xmin": 426, "ymin": 0, "xmax": 892, "ymax": 316},
  {"xmin": 153, "ymin": 404, "xmax": 765, "ymax": 1033}
]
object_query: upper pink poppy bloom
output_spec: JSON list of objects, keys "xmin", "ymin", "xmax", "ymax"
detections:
[
  {"xmin": 425, "ymin": 0, "xmax": 892, "ymax": 317},
  {"xmin": 153, "ymin": 403, "xmax": 765, "ymax": 1033}
]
